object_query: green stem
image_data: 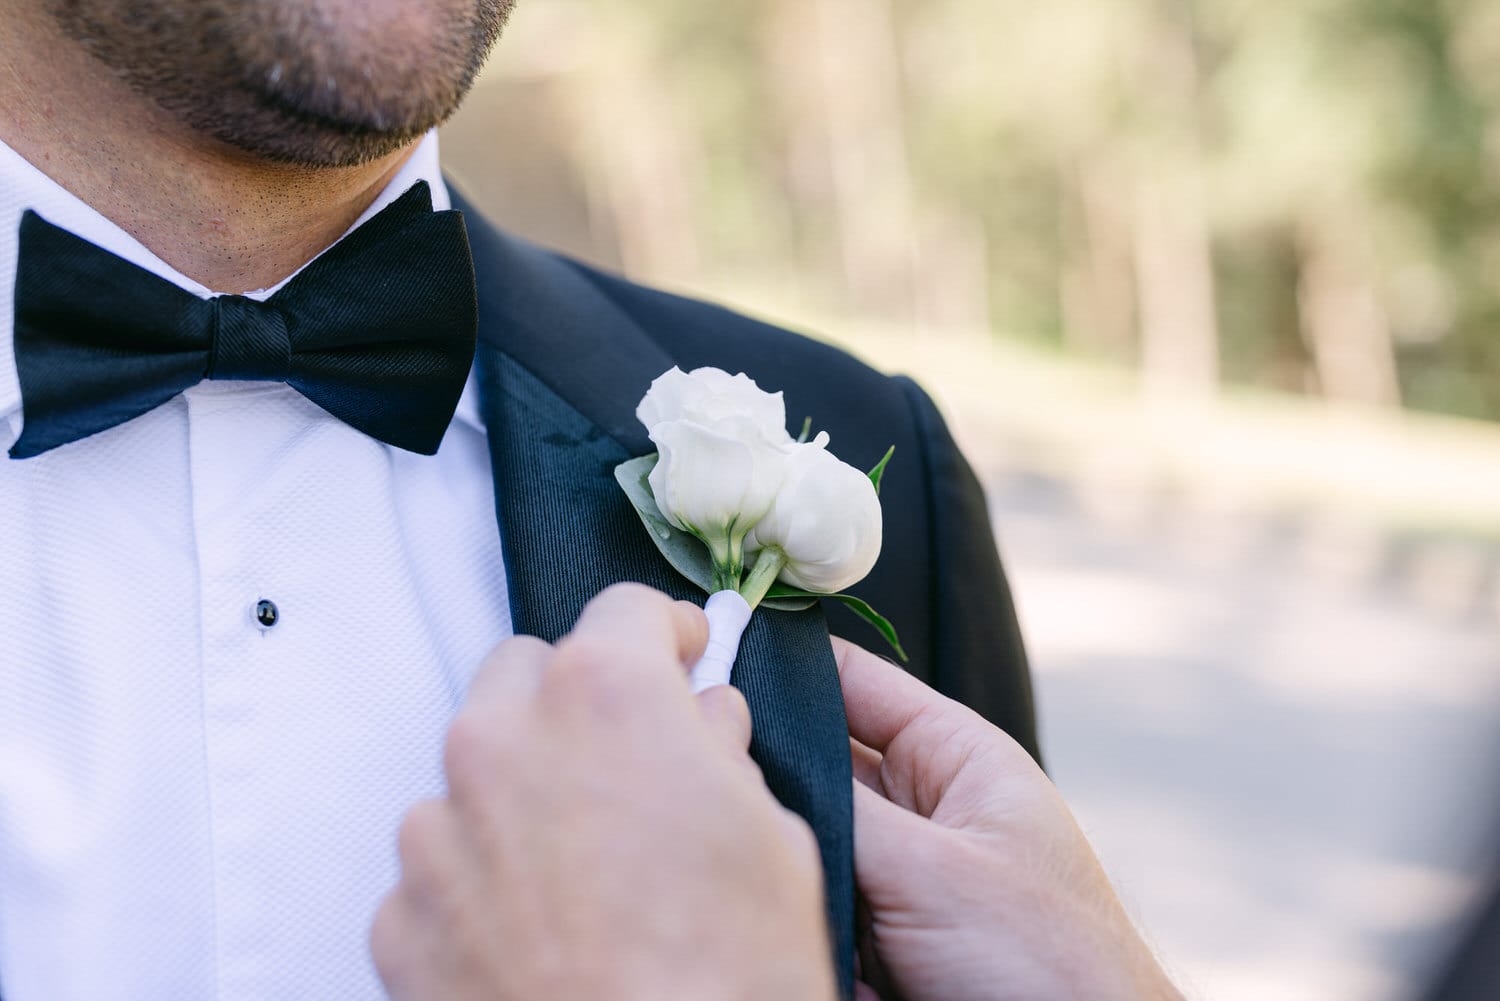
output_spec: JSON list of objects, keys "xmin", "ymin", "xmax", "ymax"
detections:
[
  {"xmin": 738, "ymin": 548, "xmax": 789, "ymax": 609},
  {"xmin": 706, "ymin": 530, "xmax": 745, "ymax": 592},
  {"xmin": 711, "ymin": 561, "xmax": 739, "ymax": 593}
]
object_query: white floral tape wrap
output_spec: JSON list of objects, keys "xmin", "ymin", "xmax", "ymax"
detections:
[{"xmin": 689, "ymin": 589, "xmax": 754, "ymax": 693}]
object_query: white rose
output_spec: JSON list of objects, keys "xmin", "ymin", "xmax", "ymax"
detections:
[
  {"xmin": 636, "ymin": 366, "xmax": 793, "ymax": 446},
  {"xmin": 746, "ymin": 439, "xmax": 883, "ymax": 593},
  {"xmin": 648, "ymin": 417, "xmax": 789, "ymax": 552}
]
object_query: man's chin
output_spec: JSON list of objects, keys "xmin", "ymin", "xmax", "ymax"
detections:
[
  {"xmin": 44, "ymin": 0, "xmax": 511, "ymax": 169},
  {"xmin": 226, "ymin": 126, "xmax": 429, "ymax": 170},
  {"xmin": 165, "ymin": 90, "xmax": 445, "ymax": 169}
]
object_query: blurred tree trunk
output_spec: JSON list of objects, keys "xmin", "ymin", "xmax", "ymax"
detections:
[
  {"xmin": 572, "ymin": 18, "xmax": 702, "ymax": 283},
  {"xmin": 1134, "ymin": 167, "xmax": 1219, "ymax": 401},
  {"xmin": 1296, "ymin": 212, "xmax": 1403, "ymax": 407},
  {"xmin": 764, "ymin": 0, "xmax": 919, "ymax": 321},
  {"xmin": 1061, "ymin": 152, "xmax": 1138, "ymax": 360},
  {"xmin": 914, "ymin": 209, "xmax": 992, "ymax": 336},
  {"xmin": 1131, "ymin": 4, "xmax": 1219, "ymax": 402}
]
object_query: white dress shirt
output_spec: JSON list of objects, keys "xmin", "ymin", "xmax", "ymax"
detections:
[{"xmin": 0, "ymin": 133, "xmax": 513, "ymax": 999}]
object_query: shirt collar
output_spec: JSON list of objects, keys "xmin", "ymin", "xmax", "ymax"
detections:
[{"xmin": 0, "ymin": 131, "xmax": 484, "ymax": 436}]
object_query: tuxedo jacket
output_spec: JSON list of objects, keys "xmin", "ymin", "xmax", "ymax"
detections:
[
  {"xmin": 1421, "ymin": 861, "xmax": 1500, "ymax": 1000},
  {"xmin": 453, "ymin": 190, "xmax": 1039, "ymax": 995}
]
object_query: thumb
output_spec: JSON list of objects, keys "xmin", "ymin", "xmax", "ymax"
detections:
[{"xmin": 852, "ymin": 780, "xmax": 941, "ymax": 905}]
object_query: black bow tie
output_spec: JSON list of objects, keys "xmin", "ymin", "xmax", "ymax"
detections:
[{"xmin": 9, "ymin": 181, "xmax": 478, "ymax": 459}]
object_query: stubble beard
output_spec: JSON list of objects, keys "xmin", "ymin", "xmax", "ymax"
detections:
[{"xmin": 45, "ymin": 0, "xmax": 514, "ymax": 167}]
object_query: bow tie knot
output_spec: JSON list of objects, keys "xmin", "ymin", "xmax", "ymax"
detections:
[
  {"xmin": 10, "ymin": 181, "xmax": 479, "ymax": 459},
  {"xmin": 207, "ymin": 295, "xmax": 292, "ymax": 383}
]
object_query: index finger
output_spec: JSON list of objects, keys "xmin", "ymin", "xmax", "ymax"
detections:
[
  {"xmin": 832, "ymin": 637, "xmax": 963, "ymax": 752},
  {"xmin": 565, "ymin": 583, "xmax": 709, "ymax": 678}
]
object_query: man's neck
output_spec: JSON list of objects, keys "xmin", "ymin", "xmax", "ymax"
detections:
[{"xmin": 0, "ymin": 8, "xmax": 412, "ymax": 295}]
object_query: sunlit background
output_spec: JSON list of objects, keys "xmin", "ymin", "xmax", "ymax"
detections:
[{"xmin": 442, "ymin": 2, "xmax": 1500, "ymax": 998}]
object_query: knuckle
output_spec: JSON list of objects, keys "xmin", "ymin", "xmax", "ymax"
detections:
[
  {"xmin": 474, "ymin": 635, "xmax": 525, "ymax": 677},
  {"xmin": 548, "ymin": 635, "xmax": 636, "ymax": 698},
  {"xmin": 443, "ymin": 711, "xmax": 502, "ymax": 787},
  {"xmin": 467, "ymin": 635, "xmax": 550, "ymax": 700},
  {"xmin": 706, "ymin": 684, "xmax": 751, "ymax": 732},
  {"xmin": 549, "ymin": 633, "xmax": 619, "ymax": 675},
  {"xmin": 395, "ymin": 799, "xmax": 450, "ymax": 871},
  {"xmin": 736, "ymin": 749, "xmax": 767, "ymax": 786},
  {"xmin": 510, "ymin": 634, "xmax": 555, "ymax": 663},
  {"xmin": 585, "ymin": 583, "xmax": 679, "ymax": 635},
  {"xmin": 597, "ymin": 580, "xmax": 665, "ymax": 607},
  {"xmin": 487, "ymin": 632, "xmax": 552, "ymax": 667},
  {"xmin": 783, "ymin": 810, "xmax": 821, "ymax": 861}
]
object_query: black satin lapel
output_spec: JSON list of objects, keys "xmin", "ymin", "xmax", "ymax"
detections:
[
  {"xmin": 476, "ymin": 346, "xmax": 856, "ymax": 997},
  {"xmin": 478, "ymin": 349, "xmax": 698, "ymax": 635},
  {"xmin": 735, "ymin": 609, "xmax": 857, "ymax": 998}
]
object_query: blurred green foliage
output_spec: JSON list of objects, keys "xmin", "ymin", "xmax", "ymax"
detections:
[{"xmin": 477, "ymin": 0, "xmax": 1500, "ymax": 420}]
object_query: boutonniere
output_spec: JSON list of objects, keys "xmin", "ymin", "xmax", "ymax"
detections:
[{"xmin": 615, "ymin": 366, "xmax": 905, "ymax": 691}]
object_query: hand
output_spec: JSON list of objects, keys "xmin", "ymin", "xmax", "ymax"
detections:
[
  {"xmin": 371, "ymin": 583, "xmax": 837, "ymax": 1001},
  {"xmin": 838, "ymin": 638, "xmax": 1183, "ymax": 1001}
]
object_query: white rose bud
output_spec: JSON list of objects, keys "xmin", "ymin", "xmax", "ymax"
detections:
[
  {"xmin": 636, "ymin": 366, "xmax": 793, "ymax": 446},
  {"xmin": 648, "ymin": 417, "xmax": 788, "ymax": 552},
  {"xmin": 746, "ymin": 439, "xmax": 883, "ymax": 593}
]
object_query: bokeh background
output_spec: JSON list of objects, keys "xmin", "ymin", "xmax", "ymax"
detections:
[{"xmin": 441, "ymin": 2, "xmax": 1500, "ymax": 998}]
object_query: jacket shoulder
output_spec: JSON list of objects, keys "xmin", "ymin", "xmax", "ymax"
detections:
[
  {"xmin": 461, "ymin": 200, "xmax": 911, "ymax": 446},
  {"xmin": 459, "ymin": 194, "xmax": 879, "ymax": 392},
  {"xmin": 564, "ymin": 257, "xmax": 912, "ymax": 426}
]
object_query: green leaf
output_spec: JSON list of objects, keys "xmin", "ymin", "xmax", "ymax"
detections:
[
  {"xmin": 867, "ymin": 445, "xmax": 895, "ymax": 495},
  {"xmin": 613, "ymin": 454, "xmax": 716, "ymax": 595},
  {"xmin": 764, "ymin": 584, "xmax": 908, "ymax": 662},
  {"xmin": 796, "ymin": 416, "xmax": 813, "ymax": 443},
  {"xmin": 758, "ymin": 593, "xmax": 817, "ymax": 612}
]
